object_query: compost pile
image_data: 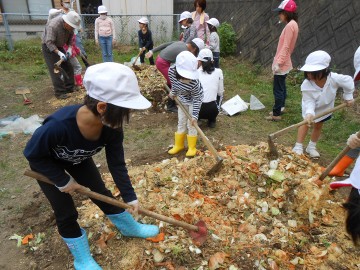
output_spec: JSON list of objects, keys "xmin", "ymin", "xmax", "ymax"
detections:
[
  {"xmin": 133, "ymin": 65, "xmax": 167, "ymax": 112},
  {"xmin": 72, "ymin": 142, "xmax": 360, "ymax": 269}
]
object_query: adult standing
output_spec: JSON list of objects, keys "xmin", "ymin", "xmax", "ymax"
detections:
[
  {"xmin": 145, "ymin": 38, "xmax": 205, "ymax": 113},
  {"xmin": 266, "ymin": 0, "xmax": 299, "ymax": 121},
  {"xmin": 95, "ymin": 5, "xmax": 116, "ymax": 62},
  {"xmin": 191, "ymin": 0, "xmax": 210, "ymax": 44},
  {"xmin": 42, "ymin": 11, "xmax": 81, "ymax": 99}
]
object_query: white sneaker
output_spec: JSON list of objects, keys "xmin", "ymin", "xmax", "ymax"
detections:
[
  {"xmin": 305, "ymin": 145, "xmax": 320, "ymax": 158},
  {"xmin": 292, "ymin": 144, "xmax": 303, "ymax": 155}
]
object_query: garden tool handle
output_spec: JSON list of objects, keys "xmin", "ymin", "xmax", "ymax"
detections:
[
  {"xmin": 164, "ymin": 84, "xmax": 222, "ymax": 160},
  {"xmin": 270, "ymin": 97, "xmax": 359, "ymax": 140},
  {"xmin": 132, "ymin": 50, "xmax": 142, "ymax": 66},
  {"xmin": 319, "ymin": 130, "xmax": 360, "ymax": 180},
  {"xmin": 24, "ymin": 170, "xmax": 199, "ymax": 232}
]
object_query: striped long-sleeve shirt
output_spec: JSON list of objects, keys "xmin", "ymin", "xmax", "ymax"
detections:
[{"xmin": 168, "ymin": 65, "xmax": 203, "ymax": 119}]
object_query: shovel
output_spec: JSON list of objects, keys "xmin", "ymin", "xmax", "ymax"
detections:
[
  {"xmin": 15, "ymin": 87, "xmax": 32, "ymax": 105},
  {"xmin": 164, "ymin": 84, "xmax": 223, "ymax": 175},
  {"xmin": 54, "ymin": 58, "xmax": 69, "ymax": 80},
  {"xmin": 318, "ymin": 130, "xmax": 360, "ymax": 181},
  {"xmin": 268, "ymin": 97, "xmax": 359, "ymax": 160},
  {"xmin": 24, "ymin": 170, "xmax": 208, "ymax": 246},
  {"xmin": 132, "ymin": 50, "xmax": 143, "ymax": 71}
]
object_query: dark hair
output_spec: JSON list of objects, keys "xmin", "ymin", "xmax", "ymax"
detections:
[
  {"xmin": 188, "ymin": 41, "xmax": 200, "ymax": 56},
  {"xmin": 343, "ymin": 188, "xmax": 360, "ymax": 245},
  {"xmin": 304, "ymin": 68, "xmax": 330, "ymax": 81},
  {"xmin": 194, "ymin": 0, "xmax": 206, "ymax": 11},
  {"xmin": 186, "ymin": 18, "xmax": 194, "ymax": 24},
  {"xmin": 208, "ymin": 24, "xmax": 217, "ymax": 32},
  {"xmin": 84, "ymin": 95, "xmax": 130, "ymax": 129},
  {"xmin": 280, "ymin": 10, "xmax": 298, "ymax": 23},
  {"xmin": 201, "ymin": 58, "xmax": 215, "ymax": 74},
  {"xmin": 175, "ymin": 67, "xmax": 186, "ymax": 80}
]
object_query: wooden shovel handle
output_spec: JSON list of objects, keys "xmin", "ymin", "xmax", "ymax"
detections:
[
  {"xmin": 132, "ymin": 50, "xmax": 143, "ymax": 67},
  {"xmin": 319, "ymin": 131, "xmax": 360, "ymax": 180},
  {"xmin": 270, "ymin": 97, "xmax": 359, "ymax": 139},
  {"xmin": 164, "ymin": 84, "xmax": 222, "ymax": 160},
  {"xmin": 24, "ymin": 170, "xmax": 198, "ymax": 231}
]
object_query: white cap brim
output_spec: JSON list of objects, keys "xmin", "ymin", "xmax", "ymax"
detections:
[
  {"xmin": 62, "ymin": 14, "xmax": 80, "ymax": 29},
  {"xmin": 115, "ymin": 94, "xmax": 151, "ymax": 110},
  {"xmin": 177, "ymin": 67, "xmax": 199, "ymax": 80},
  {"xmin": 300, "ymin": 64, "xmax": 328, "ymax": 72}
]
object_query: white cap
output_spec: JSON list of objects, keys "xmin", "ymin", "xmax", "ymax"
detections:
[
  {"xmin": 98, "ymin": 5, "xmax": 108, "ymax": 14},
  {"xmin": 62, "ymin": 11, "xmax": 81, "ymax": 29},
  {"xmin": 206, "ymin": 18, "xmax": 220, "ymax": 28},
  {"xmin": 138, "ymin": 17, "xmax": 149, "ymax": 24},
  {"xmin": 191, "ymin": 38, "xmax": 205, "ymax": 51},
  {"xmin": 354, "ymin": 46, "xmax": 360, "ymax": 81},
  {"xmin": 175, "ymin": 51, "xmax": 199, "ymax": 80},
  {"xmin": 300, "ymin": 50, "xmax": 331, "ymax": 72},
  {"xmin": 178, "ymin": 11, "xmax": 192, "ymax": 23},
  {"xmin": 197, "ymin": 48, "xmax": 213, "ymax": 61},
  {"xmin": 83, "ymin": 63, "xmax": 151, "ymax": 110},
  {"xmin": 330, "ymin": 157, "xmax": 360, "ymax": 190}
]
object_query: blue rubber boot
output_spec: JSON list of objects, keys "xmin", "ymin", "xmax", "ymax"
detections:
[
  {"xmin": 62, "ymin": 228, "xmax": 102, "ymax": 270},
  {"xmin": 107, "ymin": 211, "xmax": 159, "ymax": 238}
]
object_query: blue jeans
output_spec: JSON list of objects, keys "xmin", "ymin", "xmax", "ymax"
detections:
[
  {"xmin": 272, "ymin": 74, "xmax": 287, "ymax": 116},
  {"xmin": 213, "ymin": 52, "xmax": 220, "ymax": 68},
  {"xmin": 99, "ymin": 35, "xmax": 113, "ymax": 62}
]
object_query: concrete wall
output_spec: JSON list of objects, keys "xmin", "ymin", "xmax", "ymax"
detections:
[{"xmin": 174, "ymin": 0, "xmax": 360, "ymax": 75}]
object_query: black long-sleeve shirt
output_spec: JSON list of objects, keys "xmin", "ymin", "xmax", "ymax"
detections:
[
  {"xmin": 23, "ymin": 105, "xmax": 136, "ymax": 203},
  {"xmin": 138, "ymin": 29, "xmax": 153, "ymax": 50}
]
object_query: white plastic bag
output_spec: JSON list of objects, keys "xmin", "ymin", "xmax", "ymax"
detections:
[
  {"xmin": 221, "ymin": 95, "xmax": 249, "ymax": 116},
  {"xmin": 0, "ymin": 115, "xmax": 43, "ymax": 135},
  {"xmin": 250, "ymin": 95, "xmax": 265, "ymax": 110}
]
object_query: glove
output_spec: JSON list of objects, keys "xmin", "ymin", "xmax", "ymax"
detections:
[
  {"xmin": 66, "ymin": 47, "xmax": 72, "ymax": 58},
  {"xmin": 145, "ymin": 50, "xmax": 153, "ymax": 58},
  {"xmin": 272, "ymin": 63, "xmax": 280, "ymax": 74},
  {"xmin": 56, "ymin": 176, "xmax": 82, "ymax": 193},
  {"xmin": 127, "ymin": 200, "xmax": 139, "ymax": 219},
  {"xmin": 57, "ymin": 51, "xmax": 67, "ymax": 61},
  {"xmin": 139, "ymin": 48, "xmax": 143, "ymax": 52},
  {"xmin": 305, "ymin": 113, "xmax": 314, "ymax": 126},
  {"xmin": 347, "ymin": 133, "xmax": 360, "ymax": 149}
]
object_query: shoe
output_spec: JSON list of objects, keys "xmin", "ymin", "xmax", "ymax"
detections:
[
  {"xmin": 328, "ymin": 155, "xmax": 355, "ymax": 177},
  {"xmin": 186, "ymin": 135, "xmax": 198, "ymax": 157},
  {"xmin": 167, "ymin": 106, "xmax": 178, "ymax": 113},
  {"xmin": 168, "ymin": 132, "xmax": 186, "ymax": 154},
  {"xmin": 305, "ymin": 144, "xmax": 320, "ymax": 158},
  {"xmin": 62, "ymin": 228, "xmax": 102, "ymax": 270},
  {"xmin": 269, "ymin": 107, "xmax": 286, "ymax": 116},
  {"xmin": 208, "ymin": 120, "xmax": 216, "ymax": 128},
  {"xmin": 292, "ymin": 143, "xmax": 303, "ymax": 155},
  {"xmin": 265, "ymin": 115, "xmax": 281, "ymax": 121},
  {"xmin": 74, "ymin": 74, "xmax": 83, "ymax": 88},
  {"xmin": 107, "ymin": 211, "xmax": 159, "ymax": 238},
  {"xmin": 55, "ymin": 93, "xmax": 70, "ymax": 100}
]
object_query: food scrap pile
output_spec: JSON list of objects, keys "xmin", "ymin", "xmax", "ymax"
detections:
[{"xmin": 75, "ymin": 142, "xmax": 360, "ymax": 269}]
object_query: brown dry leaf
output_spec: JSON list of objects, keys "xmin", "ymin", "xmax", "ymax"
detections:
[
  {"xmin": 154, "ymin": 261, "xmax": 175, "ymax": 270},
  {"xmin": 208, "ymin": 252, "xmax": 229, "ymax": 270},
  {"xmin": 146, "ymin": 232, "xmax": 165, "ymax": 243},
  {"xmin": 95, "ymin": 233, "xmax": 107, "ymax": 250},
  {"xmin": 172, "ymin": 214, "xmax": 182, "ymax": 221}
]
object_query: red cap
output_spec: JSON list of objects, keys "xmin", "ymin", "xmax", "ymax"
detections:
[{"xmin": 273, "ymin": 0, "xmax": 297, "ymax": 13}]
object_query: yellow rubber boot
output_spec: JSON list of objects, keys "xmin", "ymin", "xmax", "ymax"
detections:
[
  {"xmin": 328, "ymin": 155, "xmax": 355, "ymax": 176},
  {"xmin": 186, "ymin": 135, "xmax": 198, "ymax": 157},
  {"xmin": 168, "ymin": 132, "xmax": 186, "ymax": 154}
]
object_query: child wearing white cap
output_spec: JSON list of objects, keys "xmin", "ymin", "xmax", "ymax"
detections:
[
  {"xmin": 179, "ymin": 11, "xmax": 197, "ymax": 43},
  {"xmin": 24, "ymin": 63, "xmax": 159, "ymax": 269},
  {"xmin": 197, "ymin": 48, "xmax": 224, "ymax": 127},
  {"xmin": 292, "ymin": 50, "xmax": 354, "ymax": 158},
  {"xmin": 137, "ymin": 17, "xmax": 154, "ymax": 65},
  {"xmin": 95, "ymin": 5, "xmax": 116, "ymax": 62},
  {"xmin": 206, "ymin": 18, "xmax": 220, "ymax": 68},
  {"xmin": 145, "ymin": 38, "xmax": 204, "ymax": 113},
  {"xmin": 328, "ymin": 46, "xmax": 360, "ymax": 177},
  {"xmin": 267, "ymin": 0, "xmax": 299, "ymax": 121},
  {"xmin": 168, "ymin": 51, "xmax": 204, "ymax": 157}
]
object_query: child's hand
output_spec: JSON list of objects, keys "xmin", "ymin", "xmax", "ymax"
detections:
[
  {"xmin": 345, "ymin": 99, "xmax": 354, "ymax": 106},
  {"xmin": 305, "ymin": 113, "xmax": 314, "ymax": 127},
  {"xmin": 127, "ymin": 200, "xmax": 139, "ymax": 219},
  {"xmin": 145, "ymin": 50, "xmax": 153, "ymax": 58},
  {"xmin": 168, "ymin": 93, "xmax": 175, "ymax": 100},
  {"xmin": 190, "ymin": 118, "xmax": 197, "ymax": 126},
  {"xmin": 112, "ymin": 39, "xmax": 116, "ymax": 45},
  {"xmin": 347, "ymin": 133, "xmax": 360, "ymax": 149},
  {"xmin": 272, "ymin": 63, "xmax": 280, "ymax": 74}
]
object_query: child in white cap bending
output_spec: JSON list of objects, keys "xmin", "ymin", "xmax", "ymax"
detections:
[
  {"xmin": 167, "ymin": 51, "xmax": 204, "ymax": 157},
  {"xmin": 24, "ymin": 63, "xmax": 159, "ymax": 269},
  {"xmin": 329, "ymin": 46, "xmax": 360, "ymax": 176},
  {"xmin": 292, "ymin": 50, "xmax": 354, "ymax": 158}
]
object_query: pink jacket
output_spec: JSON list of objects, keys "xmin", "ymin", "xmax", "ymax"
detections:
[
  {"xmin": 272, "ymin": 20, "xmax": 299, "ymax": 74},
  {"xmin": 191, "ymin": 11, "xmax": 210, "ymax": 43},
  {"xmin": 94, "ymin": 16, "xmax": 116, "ymax": 41}
]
